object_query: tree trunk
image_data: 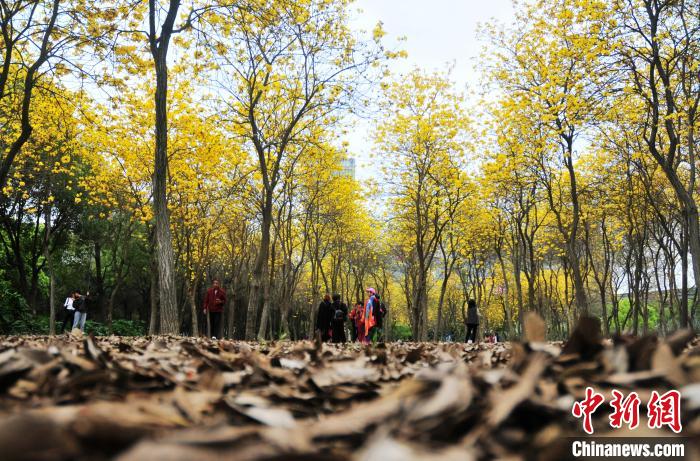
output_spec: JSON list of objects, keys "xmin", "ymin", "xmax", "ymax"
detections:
[
  {"xmin": 685, "ymin": 209, "xmax": 698, "ymax": 328},
  {"xmin": 513, "ymin": 244, "xmax": 524, "ymax": 336},
  {"xmin": 562, "ymin": 137, "xmax": 588, "ymax": 317},
  {"xmin": 436, "ymin": 259, "xmax": 455, "ymax": 341},
  {"xmin": 94, "ymin": 241, "xmax": 104, "ymax": 321},
  {"xmin": 412, "ymin": 268, "xmax": 428, "ymax": 341},
  {"xmin": 257, "ymin": 235, "xmax": 276, "ymax": 339},
  {"xmin": 227, "ymin": 287, "xmax": 236, "ymax": 339},
  {"xmin": 148, "ymin": 248, "xmax": 159, "ymax": 335},
  {"xmin": 496, "ymin": 250, "xmax": 512, "ymax": 339},
  {"xmin": 154, "ymin": 61, "xmax": 179, "ymax": 333},
  {"xmin": 246, "ymin": 194, "xmax": 272, "ymax": 339},
  {"xmin": 681, "ymin": 233, "xmax": 689, "ymax": 331},
  {"xmin": 569, "ymin": 240, "xmax": 589, "ymax": 317},
  {"xmin": 44, "ymin": 206, "xmax": 55, "ymax": 335},
  {"xmin": 188, "ymin": 279, "xmax": 199, "ymax": 337},
  {"xmin": 108, "ymin": 280, "xmax": 122, "ymax": 333},
  {"xmin": 150, "ymin": 0, "xmax": 181, "ymax": 335}
]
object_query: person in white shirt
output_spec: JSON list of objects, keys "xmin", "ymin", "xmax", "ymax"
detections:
[{"xmin": 59, "ymin": 292, "xmax": 76, "ymax": 332}]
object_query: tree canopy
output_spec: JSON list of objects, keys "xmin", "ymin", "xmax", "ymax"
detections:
[{"xmin": 1, "ymin": 0, "xmax": 698, "ymax": 340}]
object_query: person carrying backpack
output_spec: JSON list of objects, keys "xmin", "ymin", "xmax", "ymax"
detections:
[
  {"xmin": 330, "ymin": 293, "xmax": 348, "ymax": 343},
  {"xmin": 371, "ymin": 293, "xmax": 387, "ymax": 342},
  {"xmin": 315, "ymin": 294, "xmax": 334, "ymax": 342}
]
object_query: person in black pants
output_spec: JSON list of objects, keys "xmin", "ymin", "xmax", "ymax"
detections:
[
  {"xmin": 315, "ymin": 294, "xmax": 334, "ymax": 342},
  {"xmin": 330, "ymin": 294, "xmax": 348, "ymax": 343},
  {"xmin": 203, "ymin": 279, "xmax": 226, "ymax": 338},
  {"xmin": 59, "ymin": 292, "xmax": 76, "ymax": 332},
  {"xmin": 465, "ymin": 299, "xmax": 479, "ymax": 343}
]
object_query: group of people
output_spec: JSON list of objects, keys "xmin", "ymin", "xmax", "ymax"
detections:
[
  {"xmin": 60, "ymin": 291, "xmax": 89, "ymax": 333},
  {"xmin": 315, "ymin": 287, "xmax": 386, "ymax": 344},
  {"xmin": 58, "ymin": 276, "xmax": 489, "ymax": 345}
]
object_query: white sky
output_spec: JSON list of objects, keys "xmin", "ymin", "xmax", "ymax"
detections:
[{"xmin": 347, "ymin": 0, "xmax": 516, "ymax": 181}]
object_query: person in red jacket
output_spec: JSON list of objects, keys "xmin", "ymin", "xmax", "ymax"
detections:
[{"xmin": 203, "ymin": 279, "xmax": 226, "ymax": 338}]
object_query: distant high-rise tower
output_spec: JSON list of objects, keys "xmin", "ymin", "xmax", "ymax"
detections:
[{"xmin": 340, "ymin": 158, "xmax": 356, "ymax": 179}]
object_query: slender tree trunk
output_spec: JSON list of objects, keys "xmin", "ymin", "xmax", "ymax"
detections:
[
  {"xmin": 148, "ymin": 245, "xmax": 159, "ymax": 335},
  {"xmin": 412, "ymin": 266, "xmax": 428, "ymax": 341},
  {"xmin": 561, "ymin": 138, "xmax": 588, "ymax": 317},
  {"xmin": 681, "ymin": 234, "xmax": 689, "ymax": 332},
  {"xmin": 226, "ymin": 285, "xmax": 236, "ymax": 339},
  {"xmin": 153, "ymin": 57, "xmax": 179, "ymax": 333},
  {"xmin": 44, "ymin": 206, "xmax": 55, "ymax": 335},
  {"xmin": 94, "ymin": 241, "xmax": 105, "ymax": 320},
  {"xmin": 684, "ymin": 210, "xmax": 697, "ymax": 328},
  {"xmin": 513, "ymin": 245, "xmax": 524, "ymax": 336},
  {"xmin": 246, "ymin": 194, "xmax": 272, "ymax": 339},
  {"xmin": 257, "ymin": 236, "xmax": 276, "ymax": 339},
  {"xmin": 436, "ymin": 257, "xmax": 455, "ymax": 341},
  {"xmin": 188, "ymin": 279, "xmax": 199, "ymax": 337},
  {"xmin": 108, "ymin": 280, "xmax": 122, "ymax": 333},
  {"xmin": 654, "ymin": 254, "xmax": 666, "ymax": 335},
  {"xmin": 150, "ymin": 0, "xmax": 181, "ymax": 335},
  {"xmin": 496, "ymin": 250, "xmax": 512, "ymax": 338},
  {"xmin": 436, "ymin": 279, "xmax": 446, "ymax": 341}
]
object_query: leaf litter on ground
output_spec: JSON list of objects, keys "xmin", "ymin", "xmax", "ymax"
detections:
[{"xmin": 0, "ymin": 317, "xmax": 698, "ymax": 460}]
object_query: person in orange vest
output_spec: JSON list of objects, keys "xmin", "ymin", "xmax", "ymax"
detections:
[{"xmin": 364, "ymin": 288, "xmax": 378, "ymax": 343}]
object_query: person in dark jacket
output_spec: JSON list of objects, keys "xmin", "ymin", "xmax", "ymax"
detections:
[
  {"xmin": 465, "ymin": 299, "xmax": 479, "ymax": 343},
  {"xmin": 330, "ymin": 294, "xmax": 348, "ymax": 343},
  {"xmin": 370, "ymin": 293, "xmax": 386, "ymax": 342},
  {"xmin": 203, "ymin": 279, "xmax": 226, "ymax": 339},
  {"xmin": 315, "ymin": 294, "xmax": 333, "ymax": 342},
  {"xmin": 72, "ymin": 291, "xmax": 88, "ymax": 332}
]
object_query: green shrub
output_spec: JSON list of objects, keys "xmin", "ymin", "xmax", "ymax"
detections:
[
  {"xmin": 612, "ymin": 298, "xmax": 659, "ymax": 331},
  {"xmin": 0, "ymin": 277, "xmax": 43, "ymax": 335},
  {"xmin": 1, "ymin": 309, "xmax": 146, "ymax": 336},
  {"xmin": 391, "ymin": 323, "xmax": 413, "ymax": 341},
  {"xmin": 110, "ymin": 319, "xmax": 146, "ymax": 336},
  {"xmin": 83, "ymin": 320, "xmax": 108, "ymax": 336},
  {"xmin": 81, "ymin": 319, "xmax": 145, "ymax": 336}
]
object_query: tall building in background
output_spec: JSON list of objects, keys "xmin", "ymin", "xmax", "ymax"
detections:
[{"xmin": 340, "ymin": 158, "xmax": 356, "ymax": 179}]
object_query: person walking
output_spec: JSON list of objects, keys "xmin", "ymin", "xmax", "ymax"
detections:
[
  {"xmin": 59, "ymin": 291, "xmax": 76, "ymax": 332},
  {"xmin": 349, "ymin": 301, "xmax": 364, "ymax": 343},
  {"xmin": 348, "ymin": 301, "xmax": 361, "ymax": 341},
  {"xmin": 330, "ymin": 294, "xmax": 348, "ymax": 343},
  {"xmin": 203, "ymin": 279, "xmax": 226, "ymax": 339},
  {"xmin": 72, "ymin": 291, "xmax": 88, "ymax": 332},
  {"xmin": 370, "ymin": 293, "xmax": 387, "ymax": 342},
  {"xmin": 364, "ymin": 288, "xmax": 378, "ymax": 344},
  {"xmin": 315, "ymin": 294, "xmax": 334, "ymax": 342},
  {"xmin": 465, "ymin": 299, "xmax": 479, "ymax": 343}
]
